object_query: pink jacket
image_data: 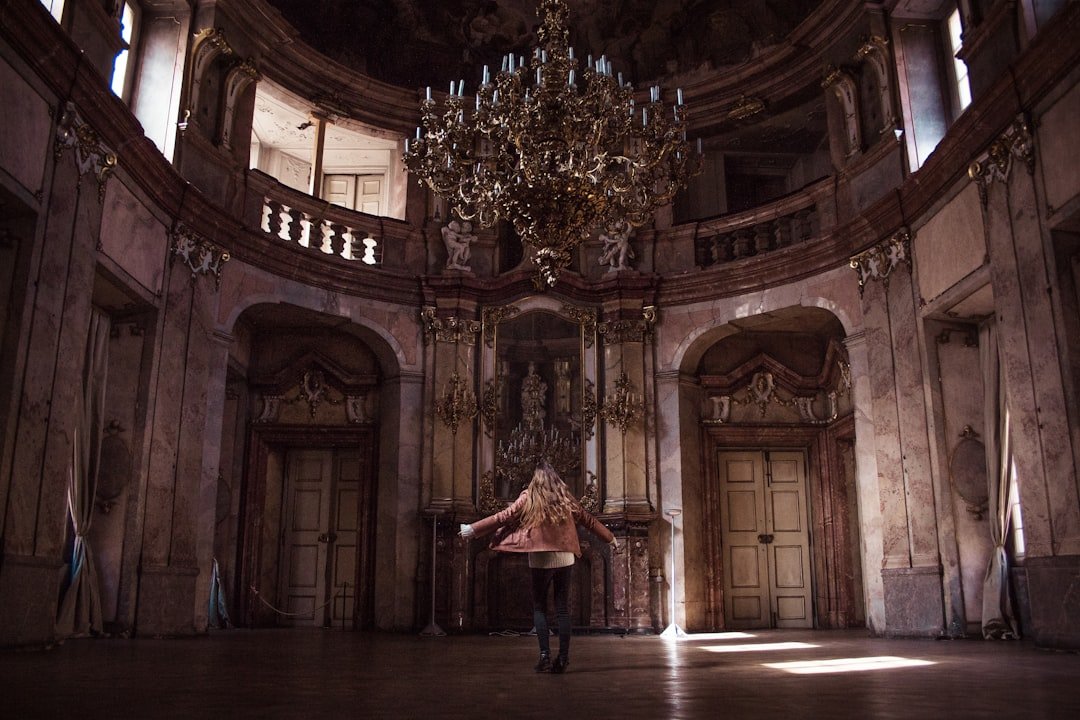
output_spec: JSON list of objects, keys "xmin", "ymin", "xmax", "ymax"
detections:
[{"xmin": 471, "ymin": 490, "xmax": 614, "ymax": 556}]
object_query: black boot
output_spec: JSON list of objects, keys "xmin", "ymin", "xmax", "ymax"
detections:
[
  {"xmin": 551, "ymin": 655, "xmax": 569, "ymax": 674},
  {"xmin": 534, "ymin": 652, "xmax": 552, "ymax": 672}
]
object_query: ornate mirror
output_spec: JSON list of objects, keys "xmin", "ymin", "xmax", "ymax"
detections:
[
  {"xmin": 949, "ymin": 425, "xmax": 989, "ymax": 520},
  {"xmin": 478, "ymin": 300, "xmax": 598, "ymax": 511}
]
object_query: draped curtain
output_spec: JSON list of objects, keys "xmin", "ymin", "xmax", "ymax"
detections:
[
  {"xmin": 208, "ymin": 558, "xmax": 233, "ymax": 629},
  {"xmin": 56, "ymin": 308, "xmax": 110, "ymax": 638},
  {"xmin": 979, "ymin": 322, "xmax": 1020, "ymax": 639}
]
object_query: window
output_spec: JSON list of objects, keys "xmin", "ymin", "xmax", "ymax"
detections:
[
  {"xmin": 39, "ymin": 0, "xmax": 64, "ymax": 23},
  {"xmin": 946, "ymin": 9, "xmax": 972, "ymax": 112},
  {"xmin": 110, "ymin": 1, "xmax": 140, "ymax": 100},
  {"xmin": 1008, "ymin": 456, "xmax": 1025, "ymax": 559}
]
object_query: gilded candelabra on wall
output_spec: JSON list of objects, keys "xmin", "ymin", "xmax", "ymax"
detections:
[
  {"xmin": 434, "ymin": 371, "xmax": 478, "ymax": 434},
  {"xmin": 599, "ymin": 372, "xmax": 644, "ymax": 435}
]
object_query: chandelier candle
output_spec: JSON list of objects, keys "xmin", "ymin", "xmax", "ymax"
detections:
[{"xmin": 403, "ymin": 0, "xmax": 702, "ymax": 287}]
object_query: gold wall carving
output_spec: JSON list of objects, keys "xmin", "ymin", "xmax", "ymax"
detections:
[
  {"xmin": 54, "ymin": 102, "xmax": 117, "ymax": 202},
  {"xmin": 422, "ymin": 306, "xmax": 482, "ymax": 344},
  {"xmin": 968, "ymin": 116, "xmax": 1036, "ymax": 205},
  {"xmin": 849, "ymin": 228, "xmax": 910, "ymax": 295},
  {"xmin": 170, "ymin": 225, "xmax": 230, "ymax": 288}
]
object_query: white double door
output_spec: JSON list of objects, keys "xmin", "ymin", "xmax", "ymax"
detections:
[
  {"xmin": 280, "ymin": 449, "xmax": 361, "ymax": 627},
  {"xmin": 717, "ymin": 450, "xmax": 813, "ymax": 629}
]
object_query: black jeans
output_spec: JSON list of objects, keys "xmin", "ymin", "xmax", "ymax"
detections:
[{"xmin": 531, "ymin": 564, "xmax": 573, "ymax": 658}]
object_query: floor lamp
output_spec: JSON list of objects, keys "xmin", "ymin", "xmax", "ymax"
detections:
[
  {"xmin": 660, "ymin": 508, "xmax": 687, "ymax": 639},
  {"xmin": 420, "ymin": 511, "xmax": 446, "ymax": 637}
]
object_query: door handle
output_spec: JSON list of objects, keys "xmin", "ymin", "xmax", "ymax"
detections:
[
  {"xmin": 318, "ymin": 532, "xmax": 338, "ymax": 544},
  {"xmin": 757, "ymin": 533, "xmax": 774, "ymax": 544}
]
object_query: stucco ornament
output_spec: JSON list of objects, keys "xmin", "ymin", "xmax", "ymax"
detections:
[{"xmin": 54, "ymin": 102, "xmax": 117, "ymax": 201}]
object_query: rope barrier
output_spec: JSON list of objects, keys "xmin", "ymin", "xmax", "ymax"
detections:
[{"xmin": 249, "ymin": 584, "xmax": 345, "ymax": 619}]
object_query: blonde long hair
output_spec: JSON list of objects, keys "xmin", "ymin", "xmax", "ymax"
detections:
[{"xmin": 519, "ymin": 463, "xmax": 579, "ymax": 529}]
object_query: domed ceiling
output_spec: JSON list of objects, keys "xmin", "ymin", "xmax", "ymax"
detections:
[{"xmin": 267, "ymin": 0, "xmax": 824, "ymax": 90}]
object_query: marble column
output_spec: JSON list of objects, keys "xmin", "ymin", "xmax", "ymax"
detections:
[
  {"xmin": 0, "ymin": 153, "xmax": 96, "ymax": 645},
  {"xmin": 599, "ymin": 312, "xmax": 652, "ymax": 515},
  {"xmin": 843, "ymin": 331, "xmax": 886, "ymax": 633},
  {"xmin": 653, "ymin": 370, "xmax": 704, "ymax": 629},
  {"xmin": 374, "ymin": 371, "xmax": 424, "ymax": 630},
  {"xmin": 978, "ymin": 122, "xmax": 1080, "ymax": 647},
  {"xmin": 852, "ymin": 231, "xmax": 945, "ymax": 636},
  {"xmin": 423, "ymin": 308, "xmax": 480, "ymax": 514},
  {"xmin": 192, "ymin": 328, "xmax": 233, "ymax": 631},
  {"xmin": 136, "ymin": 248, "xmax": 218, "ymax": 635}
]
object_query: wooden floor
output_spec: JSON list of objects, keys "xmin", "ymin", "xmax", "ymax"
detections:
[{"xmin": 3, "ymin": 628, "xmax": 1079, "ymax": 719}]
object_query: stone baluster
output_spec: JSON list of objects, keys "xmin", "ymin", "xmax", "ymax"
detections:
[
  {"xmin": 264, "ymin": 198, "xmax": 283, "ymax": 239},
  {"xmin": 285, "ymin": 207, "xmax": 304, "ymax": 248},
  {"xmin": 328, "ymin": 221, "xmax": 347, "ymax": 258},
  {"xmin": 795, "ymin": 209, "xmax": 813, "ymax": 242},
  {"xmin": 773, "ymin": 217, "xmax": 792, "ymax": 248},
  {"xmin": 732, "ymin": 228, "xmax": 753, "ymax": 258},
  {"xmin": 753, "ymin": 223, "xmax": 772, "ymax": 254}
]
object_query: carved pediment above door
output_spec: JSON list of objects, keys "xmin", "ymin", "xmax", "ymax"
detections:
[{"xmin": 251, "ymin": 349, "xmax": 378, "ymax": 426}]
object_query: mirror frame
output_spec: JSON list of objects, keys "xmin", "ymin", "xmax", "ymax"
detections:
[{"xmin": 477, "ymin": 297, "xmax": 600, "ymax": 513}]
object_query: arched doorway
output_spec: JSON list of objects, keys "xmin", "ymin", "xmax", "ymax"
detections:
[
  {"xmin": 693, "ymin": 306, "xmax": 864, "ymax": 629},
  {"xmin": 218, "ymin": 303, "xmax": 390, "ymax": 630}
]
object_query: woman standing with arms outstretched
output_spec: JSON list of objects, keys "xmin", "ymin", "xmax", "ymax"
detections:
[{"xmin": 459, "ymin": 463, "xmax": 617, "ymax": 673}]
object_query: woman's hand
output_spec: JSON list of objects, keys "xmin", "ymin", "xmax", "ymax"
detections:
[
  {"xmin": 459, "ymin": 523, "xmax": 475, "ymax": 539},
  {"xmin": 610, "ymin": 538, "xmax": 620, "ymax": 552}
]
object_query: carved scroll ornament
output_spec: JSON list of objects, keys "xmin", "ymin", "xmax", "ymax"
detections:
[
  {"xmin": 968, "ymin": 116, "xmax": 1035, "ymax": 205},
  {"xmin": 54, "ymin": 102, "xmax": 117, "ymax": 201},
  {"xmin": 849, "ymin": 228, "xmax": 910, "ymax": 296},
  {"xmin": 422, "ymin": 306, "xmax": 482, "ymax": 344},
  {"xmin": 170, "ymin": 225, "xmax": 230, "ymax": 287}
]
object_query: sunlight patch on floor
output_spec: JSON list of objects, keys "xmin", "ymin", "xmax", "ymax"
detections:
[
  {"xmin": 763, "ymin": 656, "xmax": 936, "ymax": 674},
  {"xmin": 700, "ymin": 642, "xmax": 818, "ymax": 653},
  {"xmin": 679, "ymin": 632, "xmax": 757, "ymax": 642}
]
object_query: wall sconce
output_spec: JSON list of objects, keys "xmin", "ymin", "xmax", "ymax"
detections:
[
  {"xmin": 599, "ymin": 372, "xmax": 644, "ymax": 435},
  {"xmin": 434, "ymin": 371, "xmax": 478, "ymax": 434}
]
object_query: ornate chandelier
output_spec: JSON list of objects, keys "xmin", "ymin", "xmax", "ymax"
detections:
[{"xmin": 403, "ymin": 0, "xmax": 702, "ymax": 286}]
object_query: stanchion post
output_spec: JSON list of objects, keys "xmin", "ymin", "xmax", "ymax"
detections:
[
  {"xmin": 660, "ymin": 508, "xmax": 686, "ymax": 639},
  {"xmin": 420, "ymin": 511, "xmax": 447, "ymax": 637}
]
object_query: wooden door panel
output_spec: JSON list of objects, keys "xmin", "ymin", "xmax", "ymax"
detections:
[
  {"xmin": 726, "ymin": 491, "xmax": 760, "ymax": 531},
  {"xmin": 765, "ymin": 451, "xmax": 813, "ymax": 629},
  {"xmin": 769, "ymin": 490, "xmax": 803, "ymax": 532},
  {"xmin": 718, "ymin": 449, "xmax": 813, "ymax": 629},
  {"xmin": 719, "ymin": 451, "xmax": 769, "ymax": 628},
  {"xmin": 330, "ymin": 453, "xmax": 361, "ymax": 626},
  {"xmin": 282, "ymin": 451, "xmax": 333, "ymax": 626}
]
